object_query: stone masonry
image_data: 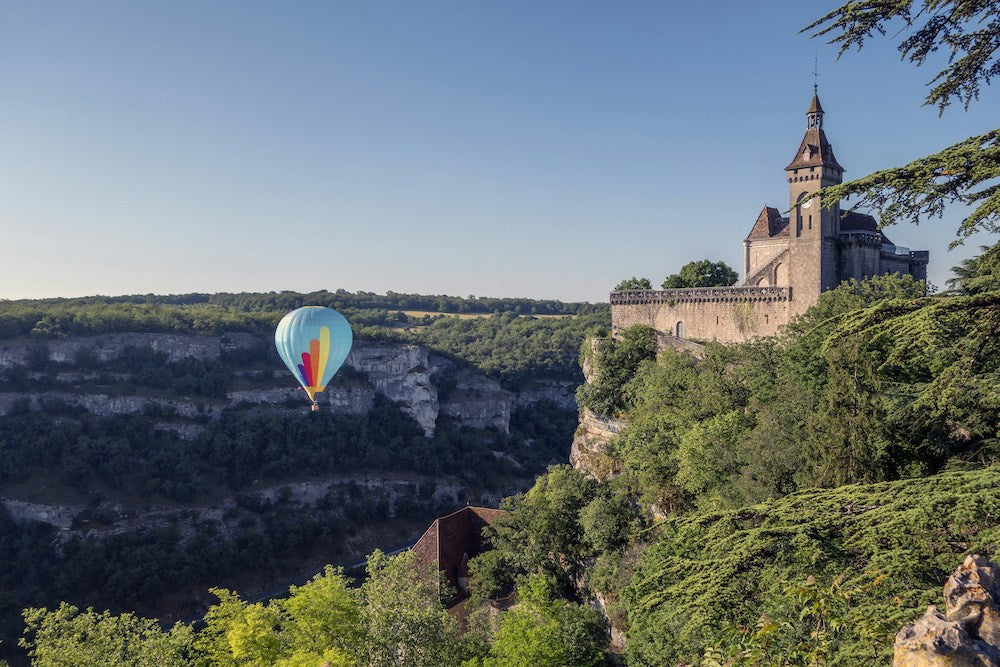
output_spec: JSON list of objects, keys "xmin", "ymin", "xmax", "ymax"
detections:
[{"xmin": 611, "ymin": 90, "xmax": 928, "ymax": 343}]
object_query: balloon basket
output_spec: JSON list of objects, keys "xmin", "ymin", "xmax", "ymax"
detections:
[{"xmin": 310, "ymin": 402, "xmax": 319, "ymax": 412}]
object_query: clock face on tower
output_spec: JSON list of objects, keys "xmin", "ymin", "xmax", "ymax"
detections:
[{"xmin": 797, "ymin": 192, "xmax": 813, "ymax": 209}]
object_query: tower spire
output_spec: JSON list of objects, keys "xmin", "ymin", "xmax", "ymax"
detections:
[
  {"xmin": 813, "ymin": 54, "xmax": 818, "ymax": 96},
  {"xmin": 806, "ymin": 63, "xmax": 824, "ymax": 130}
]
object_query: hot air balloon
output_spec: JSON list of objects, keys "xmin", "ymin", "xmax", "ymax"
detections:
[{"xmin": 274, "ymin": 306, "xmax": 353, "ymax": 411}]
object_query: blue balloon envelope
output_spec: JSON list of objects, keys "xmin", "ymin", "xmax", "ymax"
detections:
[{"xmin": 274, "ymin": 306, "xmax": 353, "ymax": 408}]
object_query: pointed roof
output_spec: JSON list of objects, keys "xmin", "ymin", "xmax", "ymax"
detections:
[
  {"xmin": 746, "ymin": 206, "xmax": 790, "ymax": 240},
  {"xmin": 785, "ymin": 127, "xmax": 843, "ymax": 171},
  {"xmin": 787, "ymin": 91, "xmax": 842, "ymax": 171}
]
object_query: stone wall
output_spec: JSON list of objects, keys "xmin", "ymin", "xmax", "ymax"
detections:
[{"xmin": 611, "ymin": 287, "xmax": 792, "ymax": 343}]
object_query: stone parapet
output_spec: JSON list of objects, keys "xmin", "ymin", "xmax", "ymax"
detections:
[{"xmin": 610, "ymin": 286, "xmax": 791, "ymax": 305}]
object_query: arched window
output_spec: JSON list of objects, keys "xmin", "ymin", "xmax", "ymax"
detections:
[
  {"xmin": 675, "ymin": 321, "xmax": 685, "ymax": 339},
  {"xmin": 774, "ymin": 262, "xmax": 787, "ymax": 285}
]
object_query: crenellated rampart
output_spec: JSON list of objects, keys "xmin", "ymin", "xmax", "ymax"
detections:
[{"xmin": 611, "ymin": 286, "xmax": 793, "ymax": 343}]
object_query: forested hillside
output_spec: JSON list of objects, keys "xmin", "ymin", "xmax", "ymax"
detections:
[
  {"xmin": 0, "ymin": 292, "xmax": 607, "ymax": 665},
  {"xmin": 0, "ymin": 292, "xmax": 608, "ymax": 388}
]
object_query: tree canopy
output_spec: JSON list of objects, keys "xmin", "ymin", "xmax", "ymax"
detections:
[
  {"xmin": 661, "ymin": 260, "xmax": 738, "ymax": 289},
  {"xmin": 804, "ymin": 0, "xmax": 1000, "ymax": 241},
  {"xmin": 613, "ymin": 277, "xmax": 652, "ymax": 292}
]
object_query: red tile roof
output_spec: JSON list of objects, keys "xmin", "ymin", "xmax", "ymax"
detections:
[
  {"xmin": 412, "ymin": 506, "xmax": 507, "ymax": 603},
  {"xmin": 746, "ymin": 206, "xmax": 789, "ymax": 240}
]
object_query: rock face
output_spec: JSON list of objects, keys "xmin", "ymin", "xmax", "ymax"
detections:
[
  {"xmin": 0, "ymin": 332, "xmax": 573, "ymax": 438},
  {"xmin": 347, "ymin": 343, "xmax": 443, "ymax": 435},
  {"xmin": 895, "ymin": 555, "xmax": 1000, "ymax": 666},
  {"xmin": 439, "ymin": 368, "xmax": 513, "ymax": 433},
  {"xmin": 570, "ymin": 408, "xmax": 626, "ymax": 480}
]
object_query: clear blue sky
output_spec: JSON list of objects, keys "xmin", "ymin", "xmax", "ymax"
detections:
[{"xmin": 1, "ymin": 1, "xmax": 996, "ymax": 302}]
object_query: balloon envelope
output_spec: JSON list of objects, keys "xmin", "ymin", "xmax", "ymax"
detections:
[{"xmin": 274, "ymin": 307, "xmax": 353, "ymax": 402}]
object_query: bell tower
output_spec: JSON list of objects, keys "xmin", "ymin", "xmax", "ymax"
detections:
[{"xmin": 784, "ymin": 89, "xmax": 845, "ymax": 314}]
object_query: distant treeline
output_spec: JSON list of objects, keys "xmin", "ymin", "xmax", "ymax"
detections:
[
  {"xmin": 6, "ymin": 289, "xmax": 606, "ymax": 316},
  {"xmin": 0, "ymin": 292, "xmax": 611, "ymax": 388}
]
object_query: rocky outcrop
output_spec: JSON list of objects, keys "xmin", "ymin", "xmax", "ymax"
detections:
[
  {"xmin": 0, "ymin": 391, "xmax": 224, "ymax": 419},
  {"xmin": 0, "ymin": 333, "xmax": 239, "ymax": 368},
  {"xmin": 895, "ymin": 555, "xmax": 1000, "ymax": 666},
  {"xmin": 512, "ymin": 380, "xmax": 578, "ymax": 410},
  {"xmin": 439, "ymin": 368, "xmax": 513, "ymax": 433},
  {"xmin": 0, "ymin": 332, "xmax": 572, "ymax": 438},
  {"xmin": 347, "ymin": 343, "xmax": 442, "ymax": 435},
  {"xmin": 570, "ymin": 408, "xmax": 626, "ymax": 480}
]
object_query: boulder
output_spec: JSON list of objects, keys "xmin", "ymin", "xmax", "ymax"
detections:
[{"xmin": 895, "ymin": 556, "xmax": 1000, "ymax": 666}]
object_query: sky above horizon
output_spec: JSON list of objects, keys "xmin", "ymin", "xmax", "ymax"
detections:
[{"xmin": 2, "ymin": 1, "xmax": 997, "ymax": 303}]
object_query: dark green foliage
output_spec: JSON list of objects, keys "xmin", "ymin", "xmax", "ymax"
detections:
[
  {"xmin": 576, "ymin": 325, "xmax": 658, "ymax": 417},
  {"xmin": 803, "ymin": 1, "xmax": 1000, "ymax": 241},
  {"xmin": 805, "ymin": 0, "xmax": 1000, "ymax": 113},
  {"xmin": 411, "ymin": 311, "xmax": 609, "ymax": 387},
  {"xmin": 604, "ymin": 273, "xmax": 1000, "ymax": 512},
  {"xmin": 613, "ymin": 277, "xmax": 652, "ymax": 291},
  {"xmin": 0, "ymin": 293, "xmax": 610, "ymax": 390},
  {"xmin": 661, "ymin": 260, "xmax": 738, "ymax": 289},
  {"xmin": 948, "ymin": 242, "xmax": 1000, "ymax": 294},
  {"xmin": 623, "ymin": 467, "xmax": 1000, "ymax": 666},
  {"xmin": 0, "ymin": 401, "xmax": 573, "ymax": 501},
  {"xmin": 470, "ymin": 466, "xmax": 599, "ymax": 602},
  {"xmin": 817, "ymin": 130, "xmax": 1000, "ymax": 243},
  {"xmin": 470, "ymin": 466, "xmax": 647, "ymax": 607}
]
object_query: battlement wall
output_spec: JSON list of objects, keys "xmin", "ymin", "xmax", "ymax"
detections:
[
  {"xmin": 611, "ymin": 286, "xmax": 792, "ymax": 343},
  {"xmin": 610, "ymin": 286, "xmax": 791, "ymax": 306}
]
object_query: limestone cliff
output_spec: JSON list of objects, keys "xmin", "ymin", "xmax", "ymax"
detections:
[
  {"xmin": 569, "ymin": 408, "xmax": 626, "ymax": 480},
  {"xmin": 0, "ymin": 332, "xmax": 575, "ymax": 437}
]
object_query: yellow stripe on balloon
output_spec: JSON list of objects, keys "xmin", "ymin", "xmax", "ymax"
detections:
[{"xmin": 316, "ymin": 326, "xmax": 331, "ymax": 391}]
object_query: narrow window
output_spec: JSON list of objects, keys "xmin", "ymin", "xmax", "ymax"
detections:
[
  {"xmin": 765, "ymin": 314, "xmax": 769, "ymax": 324},
  {"xmin": 808, "ymin": 215, "xmax": 812, "ymax": 230}
]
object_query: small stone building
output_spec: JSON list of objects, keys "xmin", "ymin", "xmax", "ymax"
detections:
[
  {"xmin": 411, "ymin": 505, "xmax": 507, "ymax": 605},
  {"xmin": 611, "ymin": 91, "xmax": 929, "ymax": 343}
]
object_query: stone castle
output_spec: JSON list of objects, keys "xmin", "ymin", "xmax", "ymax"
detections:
[{"xmin": 610, "ymin": 91, "xmax": 929, "ymax": 343}]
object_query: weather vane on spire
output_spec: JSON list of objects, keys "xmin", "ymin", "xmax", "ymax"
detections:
[{"xmin": 813, "ymin": 54, "xmax": 819, "ymax": 95}]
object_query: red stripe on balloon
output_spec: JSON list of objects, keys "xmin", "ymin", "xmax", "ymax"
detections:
[{"xmin": 301, "ymin": 352, "xmax": 313, "ymax": 386}]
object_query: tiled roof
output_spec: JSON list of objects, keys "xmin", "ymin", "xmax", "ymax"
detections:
[
  {"xmin": 412, "ymin": 506, "xmax": 507, "ymax": 603},
  {"xmin": 746, "ymin": 206, "xmax": 790, "ymax": 240},
  {"xmin": 785, "ymin": 128, "xmax": 844, "ymax": 171},
  {"xmin": 808, "ymin": 93, "xmax": 824, "ymax": 114}
]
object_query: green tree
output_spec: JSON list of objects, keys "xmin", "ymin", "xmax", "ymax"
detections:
[
  {"xmin": 805, "ymin": 1, "xmax": 1000, "ymax": 241},
  {"xmin": 20, "ymin": 603, "xmax": 193, "ymax": 667},
  {"xmin": 192, "ymin": 568, "xmax": 360, "ymax": 667},
  {"xmin": 358, "ymin": 550, "xmax": 470, "ymax": 667},
  {"xmin": 479, "ymin": 575, "xmax": 606, "ymax": 667},
  {"xmin": 577, "ymin": 325, "xmax": 658, "ymax": 417},
  {"xmin": 469, "ymin": 466, "xmax": 598, "ymax": 603},
  {"xmin": 278, "ymin": 565, "xmax": 361, "ymax": 665},
  {"xmin": 613, "ymin": 277, "xmax": 652, "ymax": 291},
  {"xmin": 948, "ymin": 241, "xmax": 1000, "ymax": 294},
  {"xmin": 662, "ymin": 260, "xmax": 738, "ymax": 289}
]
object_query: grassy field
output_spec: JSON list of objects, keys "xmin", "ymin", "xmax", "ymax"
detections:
[{"xmin": 400, "ymin": 310, "xmax": 571, "ymax": 319}]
